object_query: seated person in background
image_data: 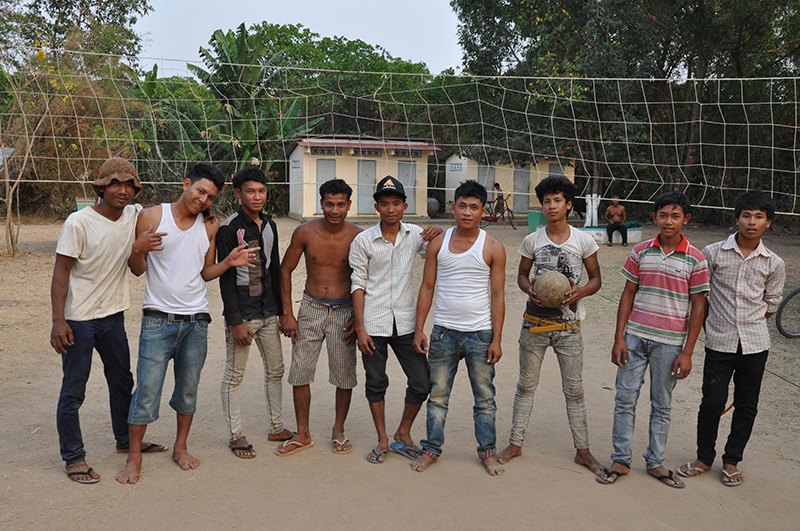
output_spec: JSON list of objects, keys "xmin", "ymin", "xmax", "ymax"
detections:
[{"xmin": 604, "ymin": 195, "xmax": 627, "ymax": 246}]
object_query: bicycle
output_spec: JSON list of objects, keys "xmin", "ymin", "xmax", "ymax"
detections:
[
  {"xmin": 480, "ymin": 195, "xmax": 517, "ymax": 229},
  {"xmin": 776, "ymin": 286, "xmax": 800, "ymax": 338}
]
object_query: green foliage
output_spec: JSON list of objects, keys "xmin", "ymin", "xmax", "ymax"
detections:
[
  {"xmin": 188, "ymin": 23, "xmax": 324, "ymax": 172},
  {"xmin": 12, "ymin": 0, "xmax": 152, "ymax": 57}
]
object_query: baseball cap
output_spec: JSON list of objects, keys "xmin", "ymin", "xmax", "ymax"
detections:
[{"xmin": 373, "ymin": 175, "xmax": 406, "ymax": 202}]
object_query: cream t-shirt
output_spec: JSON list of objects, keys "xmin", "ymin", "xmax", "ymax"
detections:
[{"xmin": 56, "ymin": 204, "xmax": 142, "ymax": 321}]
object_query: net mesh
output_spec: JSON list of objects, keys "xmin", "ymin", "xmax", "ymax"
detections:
[{"xmin": 2, "ymin": 47, "xmax": 799, "ymax": 216}]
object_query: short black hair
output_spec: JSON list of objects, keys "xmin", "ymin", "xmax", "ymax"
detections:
[
  {"xmin": 319, "ymin": 178, "xmax": 352, "ymax": 200},
  {"xmin": 232, "ymin": 167, "xmax": 268, "ymax": 190},
  {"xmin": 454, "ymin": 180, "xmax": 487, "ymax": 206},
  {"xmin": 187, "ymin": 162, "xmax": 224, "ymax": 192},
  {"xmin": 734, "ymin": 190, "xmax": 776, "ymax": 220},
  {"xmin": 653, "ymin": 191, "xmax": 691, "ymax": 215},
  {"xmin": 534, "ymin": 175, "xmax": 576, "ymax": 205}
]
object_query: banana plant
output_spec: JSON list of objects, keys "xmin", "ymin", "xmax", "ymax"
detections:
[{"xmin": 189, "ymin": 23, "xmax": 321, "ymax": 170}]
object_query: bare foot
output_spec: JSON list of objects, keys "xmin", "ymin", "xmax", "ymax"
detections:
[
  {"xmin": 173, "ymin": 448, "xmax": 200, "ymax": 470},
  {"xmin": 410, "ymin": 453, "xmax": 436, "ymax": 472},
  {"xmin": 331, "ymin": 429, "xmax": 352, "ymax": 454},
  {"xmin": 229, "ymin": 437, "xmax": 256, "ymax": 458},
  {"xmin": 116, "ymin": 453, "xmax": 142, "ymax": 484},
  {"xmin": 497, "ymin": 444, "xmax": 522, "ymax": 464},
  {"xmin": 268, "ymin": 429, "xmax": 295, "ymax": 442},
  {"xmin": 275, "ymin": 433, "xmax": 313, "ymax": 456},
  {"xmin": 722, "ymin": 464, "xmax": 743, "ymax": 486},
  {"xmin": 574, "ymin": 448, "xmax": 604, "ymax": 475},
  {"xmin": 678, "ymin": 459, "xmax": 711, "ymax": 477},
  {"xmin": 596, "ymin": 462, "xmax": 629, "ymax": 484},
  {"xmin": 482, "ymin": 455, "xmax": 505, "ymax": 476},
  {"xmin": 65, "ymin": 460, "xmax": 100, "ymax": 484},
  {"xmin": 647, "ymin": 465, "xmax": 684, "ymax": 488}
]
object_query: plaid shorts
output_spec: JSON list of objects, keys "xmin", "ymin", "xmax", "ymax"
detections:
[{"xmin": 287, "ymin": 293, "xmax": 357, "ymax": 389}]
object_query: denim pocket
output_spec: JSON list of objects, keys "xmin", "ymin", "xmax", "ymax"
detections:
[
  {"xmin": 427, "ymin": 327, "xmax": 447, "ymax": 360},
  {"xmin": 141, "ymin": 317, "xmax": 166, "ymax": 333},
  {"xmin": 194, "ymin": 319, "xmax": 209, "ymax": 332},
  {"xmin": 475, "ymin": 330, "xmax": 493, "ymax": 345}
]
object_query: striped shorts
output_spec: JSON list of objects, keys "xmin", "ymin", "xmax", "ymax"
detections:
[{"xmin": 287, "ymin": 293, "xmax": 358, "ymax": 389}]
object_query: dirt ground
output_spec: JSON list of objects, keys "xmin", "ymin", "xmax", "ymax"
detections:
[{"xmin": 1, "ymin": 216, "xmax": 799, "ymax": 531}]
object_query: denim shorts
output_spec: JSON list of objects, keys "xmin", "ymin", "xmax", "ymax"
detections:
[{"xmin": 128, "ymin": 314, "xmax": 209, "ymax": 425}]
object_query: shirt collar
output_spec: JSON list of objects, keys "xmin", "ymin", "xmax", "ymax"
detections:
[
  {"xmin": 370, "ymin": 221, "xmax": 410, "ymax": 241},
  {"xmin": 651, "ymin": 233, "xmax": 689, "ymax": 254},
  {"xmin": 236, "ymin": 206, "xmax": 270, "ymax": 226},
  {"xmin": 723, "ymin": 232, "xmax": 770, "ymax": 258}
]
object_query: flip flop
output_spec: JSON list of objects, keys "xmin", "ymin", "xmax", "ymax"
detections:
[
  {"xmin": 230, "ymin": 444, "xmax": 256, "ymax": 459},
  {"xmin": 332, "ymin": 438, "xmax": 352, "ymax": 455},
  {"xmin": 65, "ymin": 467, "xmax": 100, "ymax": 484},
  {"xmin": 116, "ymin": 442, "xmax": 169, "ymax": 454},
  {"xmin": 367, "ymin": 448, "xmax": 388, "ymax": 464},
  {"xmin": 677, "ymin": 461, "xmax": 709, "ymax": 478},
  {"xmin": 595, "ymin": 468, "xmax": 623, "ymax": 485},
  {"xmin": 654, "ymin": 470, "xmax": 685, "ymax": 488},
  {"xmin": 389, "ymin": 441, "xmax": 421, "ymax": 461},
  {"xmin": 275, "ymin": 439, "xmax": 314, "ymax": 457},
  {"xmin": 722, "ymin": 469, "xmax": 743, "ymax": 487}
]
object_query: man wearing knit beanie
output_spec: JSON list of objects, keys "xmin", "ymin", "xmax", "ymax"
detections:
[{"xmin": 51, "ymin": 156, "xmax": 167, "ymax": 484}]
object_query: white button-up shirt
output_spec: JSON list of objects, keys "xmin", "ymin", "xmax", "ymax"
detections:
[
  {"xmin": 349, "ymin": 222, "xmax": 427, "ymax": 337},
  {"xmin": 702, "ymin": 233, "xmax": 785, "ymax": 354}
]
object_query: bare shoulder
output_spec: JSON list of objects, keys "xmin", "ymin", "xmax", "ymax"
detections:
[
  {"xmin": 204, "ymin": 216, "xmax": 220, "ymax": 238},
  {"xmin": 136, "ymin": 205, "xmax": 162, "ymax": 229},
  {"xmin": 346, "ymin": 221, "xmax": 363, "ymax": 237},
  {"xmin": 426, "ymin": 231, "xmax": 445, "ymax": 256},
  {"xmin": 291, "ymin": 220, "xmax": 315, "ymax": 241},
  {"xmin": 485, "ymin": 234, "xmax": 506, "ymax": 256}
]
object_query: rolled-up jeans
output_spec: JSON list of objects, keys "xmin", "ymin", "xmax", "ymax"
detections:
[
  {"xmin": 611, "ymin": 333, "xmax": 682, "ymax": 469},
  {"xmin": 510, "ymin": 322, "xmax": 588, "ymax": 449},
  {"xmin": 420, "ymin": 325, "xmax": 497, "ymax": 459},
  {"xmin": 128, "ymin": 314, "xmax": 209, "ymax": 425},
  {"xmin": 221, "ymin": 316, "xmax": 285, "ymax": 443}
]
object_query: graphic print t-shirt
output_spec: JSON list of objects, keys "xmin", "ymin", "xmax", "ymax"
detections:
[{"xmin": 518, "ymin": 225, "xmax": 599, "ymax": 321}]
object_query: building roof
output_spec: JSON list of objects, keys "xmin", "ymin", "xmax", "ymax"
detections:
[{"xmin": 297, "ymin": 136, "xmax": 439, "ymax": 151}]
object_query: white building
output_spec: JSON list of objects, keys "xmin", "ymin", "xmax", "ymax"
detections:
[{"xmin": 287, "ymin": 136, "xmax": 438, "ymax": 220}]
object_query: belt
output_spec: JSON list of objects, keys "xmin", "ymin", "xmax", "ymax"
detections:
[
  {"xmin": 524, "ymin": 313, "xmax": 580, "ymax": 333},
  {"xmin": 143, "ymin": 309, "xmax": 212, "ymax": 323}
]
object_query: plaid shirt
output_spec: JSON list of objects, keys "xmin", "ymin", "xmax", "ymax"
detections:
[{"xmin": 702, "ymin": 233, "xmax": 785, "ymax": 354}]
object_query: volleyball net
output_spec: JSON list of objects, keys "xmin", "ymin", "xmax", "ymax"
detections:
[{"xmin": 2, "ymin": 46, "xmax": 800, "ymax": 216}]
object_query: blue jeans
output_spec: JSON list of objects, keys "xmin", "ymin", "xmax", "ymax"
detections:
[
  {"xmin": 420, "ymin": 325, "xmax": 497, "ymax": 459},
  {"xmin": 128, "ymin": 315, "xmax": 209, "ymax": 425},
  {"xmin": 611, "ymin": 333, "xmax": 682, "ymax": 469},
  {"xmin": 57, "ymin": 312, "xmax": 133, "ymax": 465}
]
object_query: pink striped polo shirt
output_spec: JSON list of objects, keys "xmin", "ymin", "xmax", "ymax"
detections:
[{"xmin": 621, "ymin": 234, "xmax": 710, "ymax": 346}]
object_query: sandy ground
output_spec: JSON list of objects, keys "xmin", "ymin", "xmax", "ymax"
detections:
[{"xmin": 1, "ymin": 216, "xmax": 799, "ymax": 531}]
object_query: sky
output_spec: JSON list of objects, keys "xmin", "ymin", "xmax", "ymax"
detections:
[{"xmin": 134, "ymin": 0, "xmax": 465, "ymax": 76}]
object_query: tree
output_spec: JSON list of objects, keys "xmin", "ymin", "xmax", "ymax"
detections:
[
  {"xmin": 188, "ymin": 23, "xmax": 323, "ymax": 171},
  {"xmin": 11, "ymin": 0, "xmax": 152, "ymax": 58}
]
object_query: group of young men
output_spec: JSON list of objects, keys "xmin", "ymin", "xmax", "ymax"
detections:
[{"xmin": 52, "ymin": 156, "xmax": 785, "ymax": 488}]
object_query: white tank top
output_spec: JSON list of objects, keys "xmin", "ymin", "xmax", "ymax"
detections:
[
  {"xmin": 142, "ymin": 203, "xmax": 210, "ymax": 313},
  {"xmin": 433, "ymin": 228, "xmax": 492, "ymax": 331}
]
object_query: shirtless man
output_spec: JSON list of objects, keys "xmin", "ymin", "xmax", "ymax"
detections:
[
  {"xmin": 117, "ymin": 163, "xmax": 258, "ymax": 483},
  {"xmin": 277, "ymin": 179, "xmax": 362, "ymax": 457},
  {"xmin": 604, "ymin": 195, "xmax": 628, "ymax": 247}
]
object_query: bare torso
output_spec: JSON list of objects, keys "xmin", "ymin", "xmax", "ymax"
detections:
[
  {"xmin": 300, "ymin": 219, "xmax": 362, "ymax": 299},
  {"xmin": 605, "ymin": 204, "xmax": 626, "ymax": 224}
]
